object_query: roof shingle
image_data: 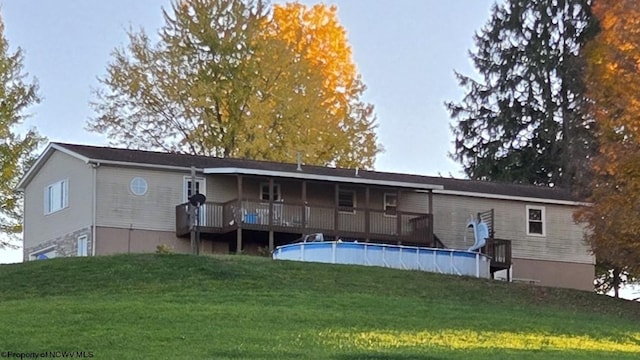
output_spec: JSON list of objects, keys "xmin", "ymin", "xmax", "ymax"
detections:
[{"xmin": 54, "ymin": 142, "xmax": 579, "ymax": 202}]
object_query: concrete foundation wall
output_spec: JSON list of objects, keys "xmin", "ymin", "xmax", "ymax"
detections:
[
  {"xmin": 512, "ymin": 257, "xmax": 594, "ymax": 291},
  {"xmin": 94, "ymin": 226, "xmax": 232, "ymax": 256},
  {"xmin": 95, "ymin": 227, "xmax": 191, "ymax": 255}
]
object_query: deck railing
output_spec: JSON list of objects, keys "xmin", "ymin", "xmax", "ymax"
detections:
[
  {"xmin": 176, "ymin": 200, "xmax": 236, "ymax": 235},
  {"xmin": 176, "ymin": 199, "xmax": 433, "ymax": 244},
  {"xmin": 483, "ymin": 238, "xmax": 512, "ymax": 271}
]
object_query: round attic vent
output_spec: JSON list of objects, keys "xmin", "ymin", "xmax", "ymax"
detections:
[{"xmin": 130, "ymin": 177, "xmax": 148, "ymax": 196}]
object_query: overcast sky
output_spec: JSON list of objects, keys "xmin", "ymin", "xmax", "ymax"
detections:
[{"xmin": 0, "ymin": 1, "xmax": 497, "ymax": 264}]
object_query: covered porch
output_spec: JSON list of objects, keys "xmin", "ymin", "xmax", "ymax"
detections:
[
  {"xmin": 176, "ymin": 198, "xmax": 435, "ymax": 247},
  {"xmin": 176, "ymin": 172, "xmax": 442, "ymax": 252}
]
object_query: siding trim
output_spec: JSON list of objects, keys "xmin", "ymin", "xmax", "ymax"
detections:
[
  {"xmin": 513, "ymin": 256, "xmax": 596, "ymax": 266},
  {"xmin": 430, "ymin": 189, "xmax": 587, "ymax": 206}
]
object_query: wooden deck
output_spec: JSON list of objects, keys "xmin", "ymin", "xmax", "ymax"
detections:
[
  {"xmin": 176, "ymin": 201, "xmax": 510, "ymax": 275},
  {"xmin": 474, "ymin": 209, "xmax": 512, "ymax": 277},
  {"xmin": 483, "ymin": 238, "xmax": 512, "ymax": 278},
  {"xmin": 176, "ymin": 199, "xmax": 435, "ymax": 246}
]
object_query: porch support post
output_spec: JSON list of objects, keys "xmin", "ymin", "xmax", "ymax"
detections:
[
  {"xmin": 301, "ymin": 180, "xmax": 307, "ymax": 230},
  {"xmin": 334, "ymin": 183, "xmax": 340, "ymax": 239},
  {"xmin": 428, "ymin": 189, "xmax": 434, "ymax": 246},
  {"xmin": 236, "ymin": 174, "xmax": 243, "ymax": 254},
  {"xmin": 269, "ymin": 178, "xmax": 274, "ymax": 251},
  {"xmin": 396, "ymin": 189, "xmax": 402, "ymax": 245},
  {"xmin": 365, "ymin": 186, "xmax": 370, "ymax": 242},
  {"xmin": 190, "ymin": 166, "xmax": 197, "ymax": 255}
]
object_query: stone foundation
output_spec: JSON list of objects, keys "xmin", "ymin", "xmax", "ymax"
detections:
[{"xmin": 24, "ymin": 227, "xmax": 92, "ymax": 261}]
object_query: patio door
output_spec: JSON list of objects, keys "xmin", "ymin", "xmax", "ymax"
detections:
[{"xmin": 184, "ymin": 177, "xmax": 207, "ymax": 225}]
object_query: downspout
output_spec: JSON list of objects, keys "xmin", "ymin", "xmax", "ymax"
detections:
[{"xmin": 91, "ymin": 162, "xmax": 100, "ymax": 256}]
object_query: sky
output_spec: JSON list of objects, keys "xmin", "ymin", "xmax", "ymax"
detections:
[
  {"xmin": 0, "ymin": 0, "xmax": 495, "ymax": 264},
  {"xmin": 2, "ymin": 0, "xmax": 495, "ymax": 176}
]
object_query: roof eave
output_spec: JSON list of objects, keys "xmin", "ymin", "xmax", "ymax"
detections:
[
  {"xmin": 203, "ymin": 167, "xmax": 444, "ymax": 191},
  {"xmin": 18, "ymin": 144, "xmax": 205, "ymax": 191},
  {"xmin": 429, "ymin": 189, "xmax": 588, "ymax": 206},
  {"xmin": 17, "ymin": 143, "xmax": 91, "ymax": 191}
]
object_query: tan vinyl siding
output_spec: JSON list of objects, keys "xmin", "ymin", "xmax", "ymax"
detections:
[
  {"xmin": 307, "ymin": 182, "xmax": 335, "ymax": 206},
  {"xmin": 432, "ymin": 193, "xmax": 593, "ymax": 265},
  {"xmin": 279, "ymin": 179, "xmax": 304, "ymax": 202},
  {"xmin": 96, "ymin": 170, "xmax": 240, "ymax": 231},
  {"xmin": 206, "ymin": 175, "xmax": 237, "ymax": 203},
  {"xmin": 398, "ymin": 191, "xmax": 430, "ymax": 213},
  {"xmin": 240, "ymin": 177, "xmax": 305, "ymax": 202},
  {"xmin": 240, "ymin": 177, "xmax": 335, "ymax": 206},
  {"xmin": 96, "ymin": 166, "xmax": 186, "ymax": 231},
  {"xmin": 236, "ymin": 178, "xmax": 431, "ymax": 214},
  {"xmin": 23, "ymin": 151, "xmax": 93, "ymax": 248}
]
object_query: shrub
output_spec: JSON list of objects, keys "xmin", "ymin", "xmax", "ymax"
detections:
[{"xmin": 155, "ymin": 244, "xmax": 174, "ymax": 255}]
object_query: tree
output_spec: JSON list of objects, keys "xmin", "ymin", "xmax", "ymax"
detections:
[
  {"xmin": 446, "ymin": 0, "xmax": 597, "ymax": 189},
  {"xmin": 89, "ymin": 0, "xmax": 380, "ymax": 168},
  {"xmin": 268, "ymin": 3, "xmax": 378, "ymax": 168},
  {"xmin": 0, "ymin": 15, "xmax": 44, "ymax": 246},
  {"xmin": 574, "ymin": 0, "xmax": 640, "ymax": 297}
]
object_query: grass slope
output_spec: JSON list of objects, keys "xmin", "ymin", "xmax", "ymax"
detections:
[{"xmin": 0, "ymin": 254, "xmax": 639, "ymax": 359}]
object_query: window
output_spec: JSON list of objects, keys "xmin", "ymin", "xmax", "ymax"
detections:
[
  {"xmin": 130, "ymin": 177, "xmax": 148, "ymax": 196},
  {"xmin": 384, "ymin": 193, "xmax": 397, "ymax": 216},
  {"xmin": 260, "ymin": 183, "xmax": 281, "ymax": 202},
  {"xmin": 183, "ymin": 177, "xmax": 206, "ymax": 201},
  {"xmin": 30, "ymin": 246, "xmax": 56, "ymax": 260},
  {"xmin": 184, "ymin": 177, "xmax": 207, "ymax": 224},
  {"xmin": 44, "ymin": 179, "xmax": 68, "ymax": 214},
  {"xmin": 77, "ymin": 235, "xmax": 88, "ymax": 257},
  {"xmin": 338, "ymin": 189, "xmax": 356, "ymax": 213},
  {"xmin": 526, "ymin": 205, "xmax": 545, "ymax": 236}
]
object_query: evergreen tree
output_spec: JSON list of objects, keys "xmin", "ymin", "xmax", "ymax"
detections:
[{"xmin": 446, "ymin": 0, "xmax": 597, "ymax": 189}]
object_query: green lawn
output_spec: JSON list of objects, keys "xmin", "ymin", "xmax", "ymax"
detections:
[{"xmin": 0, "ymin": 254, "xmax": 638, "ymax": 359}]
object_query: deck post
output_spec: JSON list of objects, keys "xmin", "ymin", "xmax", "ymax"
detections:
[
  {"xmin": 334, "ymin": 183, "xmax": 340, "ymax": 239},
  {"xmin": 301, "ymin": 180, "xmax": 307, "ymax": 230},
  {"xmin": 428, "ymin": 190, "xmax": 434, "ymax": 247},
  {"xmin": 269, "ymin": 232, "xmax": 274, "ymax": 252},
  {"xmin": 396, "ymin": 189, "xmax": 402, "ymax": 245},
  {"xmin": 189, "ymin": 166, "xmax": 197, "ymax": 255},
  {"xmin": 236, "ymin": 175, "xmax": 243, "ymax": 254},
  {"xmin": 365, "ymin": 186, "xmax": 370, "ymax": 241},
  {"xmin": 269, "ymin": 178, "xmax": 274, "ymax": 251}
]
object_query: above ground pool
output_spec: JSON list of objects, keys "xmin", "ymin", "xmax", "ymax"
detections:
[{"xmin": 272, "ymin": 241, "xmax": 491, "ymax": 278}]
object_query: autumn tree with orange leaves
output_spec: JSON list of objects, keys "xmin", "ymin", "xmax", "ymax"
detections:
[
  {"xmin": 268, "ymin": 3, "xmax": 378, "ymax": 167},
  {"xmin": 89, "ymin": 0, "xmax": 380, "ymax": 168},
  {"xmin": 575, "ymin": 0, "xmax": 640, "ymax": 297}
]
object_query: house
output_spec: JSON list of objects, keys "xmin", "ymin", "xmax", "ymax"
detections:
[{"xmin": 17, "ymin": 143, "xmax": 594, "ymax": 291}]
